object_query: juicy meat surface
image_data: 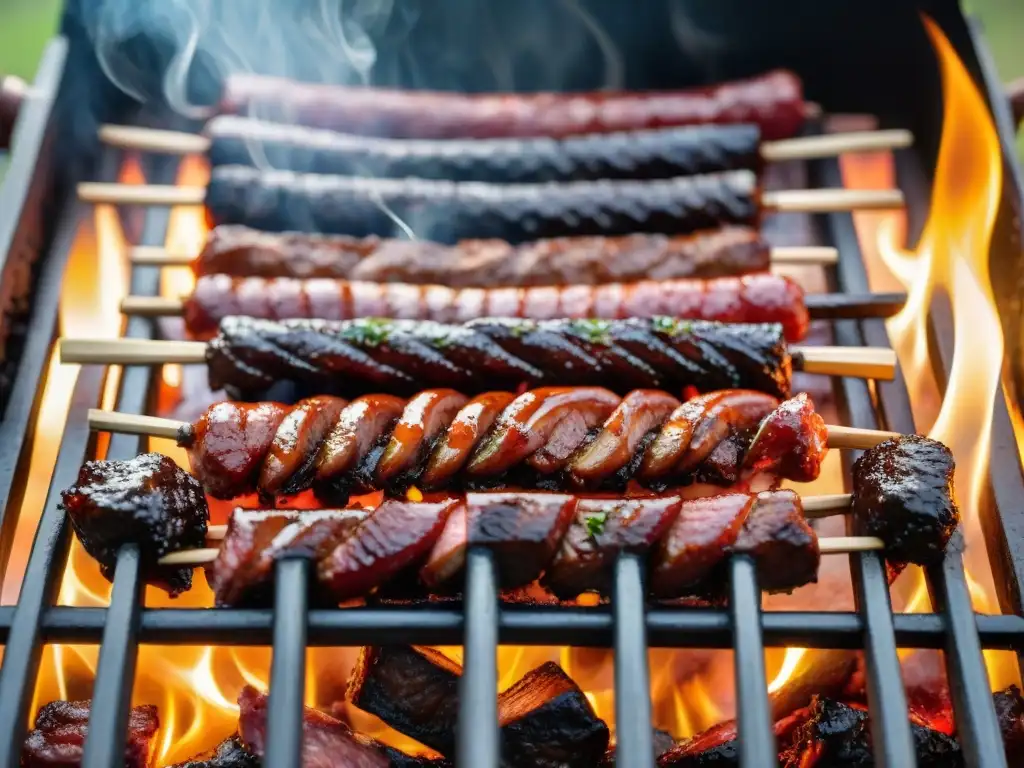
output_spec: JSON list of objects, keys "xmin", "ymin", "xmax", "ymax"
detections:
[
  {"xmin": 22, "ymin": 699, "xmax": 158, "ymax": 768},
  {"xmin": 346, "ymin": 646, "xmax": 462, "ymax": 756},
  {"xmin": 731, "ymin": 489, "xmax": 819, "ymax": 594},
  {"xmin": 851, "ymin": 435, "xmax": 959, "ymax": 566},
  {"xmin": 741, "ymin": 392, "xmax": 827, "ymax": 483},
  {"xmin": 60, "ymin": 452, "xmax": 209, "ymax": 596},
  {"xmin": 497, "ymin": 662, "xmax": 610, "ymax": 767},
  {"xmin": 167, "ymin": 735, "xmax": 259, "ymax": 768}
]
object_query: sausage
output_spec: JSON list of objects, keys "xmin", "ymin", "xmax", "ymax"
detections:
[
  {"xmin": 419, "ymin": 392, "xmax": 518, "ymax": 489},
  {"xmin": 219, "ymin": 69, "xmax": 806, "ymax": 140},
  {"xmin": 183, "ymin": 272, "xmax": 810, "ymax": 342},
  {"xmin": 314, "ymin": 395, "xmax": 407, "ymax": 482},
  {"xmin": 204, "ymin": 166, "xmax": 760, "ymax": 242},
  {"xmin": 206, "ymin": 116, "xmax": 764, "ymax": 182},
  {"xmin": 258, "ymin": 395, "xmax": 347, "ymax": 495},
  {"xmin": 374, "ymin": 390, "xmax": 469, "ymax": 486},
  {"xmin": 194, "ymin": 225, "xmax": 773, "ymax": 285},
  {"xmin": 205, "ymin": 316, "xmax": 794, "ymax": 401}
]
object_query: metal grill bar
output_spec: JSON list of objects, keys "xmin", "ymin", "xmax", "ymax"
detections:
[
  {"xmin": 458, "ymin": 549, "xmax": 500, "ymax": 767},
  {"xmin": 265, "ymin": 558, "xmax": 310, "ymax": 766},
  {"xmin": 729, "ymin": 557, "xmax": 775, "ymax": 767},
  {"xmin": 612, "ymin": 554, "xmax": 654, "ymax": 768}
]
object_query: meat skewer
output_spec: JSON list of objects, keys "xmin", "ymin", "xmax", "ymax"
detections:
[
  {"xmin": 84, "ymin": 389, "xmax": 881, "ymax": 503},
  {"xmin": 59, "ymin": 431, "xmax": 958, "ymax": 603},
  {"xmin": 59, "ymin": 316, "xmax": 899, "ymax": 401},
  {"xmin": 98, "ymin": 116, "xmax": 913, "ymax": 183},
  {"xmin": 130, "ymin": 224, "xmax": 840, "ymax": 282},
  {"xmin": 122, "ymin": 272, "xmax": 906, "ymax": 342},
  {"xmin": 78, "ymin": 168, "xmax": 904, "ymax": 242}
]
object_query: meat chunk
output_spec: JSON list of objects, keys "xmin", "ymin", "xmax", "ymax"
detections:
[
  {"xmin": 346, "ymin": 646, "xmax": 462, "ymax": 756},
  {"xmin": 22, "ymin": 699, "xmax": 159, "ymax": 768},
  {"xmin": 60, "ymin": 453, "xmax": 208, "ymax": 596},
  {"xmin": 731, "ymin": 489, "xmax": 819, "ymax": 594},
  {"xmin": 851, "ymin": 435, "xmax": 959, "ymax": 565},
  {"xmin": 742, "ymin": 392, "xmax": 827, "ymax": 483},
  {"xmin": 994, "ymin": 685, "xmax": 1024, "ymax": 765},
  {"xmin": 497, "ymin": 662, "xmax": 610, "ymax": 767},
  {"xmin": 167, "ymin": 736, "xmax": 259, "ymax": 767}
]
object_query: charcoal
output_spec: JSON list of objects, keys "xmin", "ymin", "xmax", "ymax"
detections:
[
  {"xmin": 994, "ymin": 685, "xmax": 1024, "ymax": 764},
  {"xmin": 168, "ymin": 735, "xmax": 260, "ymax": 767}
]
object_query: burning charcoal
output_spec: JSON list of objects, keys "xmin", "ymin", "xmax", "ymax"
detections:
[
  {"xmin": 21, "ymin": 699, "xmax": 159, "ymax": 768},
  {"xmin": 346, "ymin": 646, "xmax": 462, "ymax": 757},
  {"xmin": 851, "ymin": 435, "xmax": 959, "ymax": 565},
  {"xmin": 543, "ymin": 496, "xmax": 682, "ymax": 599},
  {"xmin": 60, "ymin": 452, "xmax": 208, "ymax": 596},
  {"xmin": 731, "ymin": 489, "xmax": 819, "ymax": 593},
  {"xmin": 168, "ymin": 735, "xmax": 260, "ymax": 768},
  {"xmin": 599, "ymin": 729, "xmax": 676, "ymax": 765},
  {"xmin": 207, "ymin": 508, "xmax": 368, "ymax": 606},
  {"xmin": 497, "ymin": 662, "xmax": 610, "ymax": 767},
  {"xmin": 994, "ymin": 685, "xmax": 1024, "ymax": 764}
]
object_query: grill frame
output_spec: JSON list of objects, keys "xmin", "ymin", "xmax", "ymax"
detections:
[{"xmin": 0, "ymin": 11, "xmax": 1022, "ymax": 768}]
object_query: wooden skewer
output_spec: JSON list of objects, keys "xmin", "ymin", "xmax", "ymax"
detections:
[
  {"xmin": 76, "ymin": 181, "xmax": 905, "ymax": 212},
  {"xmin": 98, "ymin": 122, "xmax": 913, "ymax": 162},
  {"xmin": 129, "ymin": 244, "xmax": 841, "ymax": 269},
  {"xmin": 59, "ymin": 337, "xmax": 899, "ymax": 382}
]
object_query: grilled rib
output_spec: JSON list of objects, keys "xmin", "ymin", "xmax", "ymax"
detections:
[
  {"xmin": 177, "ymin": 389, "xmax": 827, "ymax": 503},
  {"xmin": 205, "ymin": 315, "xmax": 793, "ymax": 400}
]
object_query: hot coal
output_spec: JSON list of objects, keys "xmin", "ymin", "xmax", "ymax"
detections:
[
  {"xmin": 851, "ymin": 435, "xmax": 959, "ymax": 566},
  {"xmin": 59, "ymin": 453, "xmax": 208, "ymax": 596},
  {"xmin": 168, "ymin": 735, "xmax": 260, "ymax": 768},
  {"xmin": 21, "ymin": 699, "xmax": 159, "ymax": 768},
  {"xmin": 346, "ymin": 646, "xmax": 462, "ymax": 757}
]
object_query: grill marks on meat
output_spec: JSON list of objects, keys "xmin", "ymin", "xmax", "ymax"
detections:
[
  {"xmin": 179, "ymin": 389, "xmax": 824, "ymax": 502},
  {"xmin": 851, "ymin": 435, "xmax": 959, "ymax": 566},
  {"xmin": 207, "ymin": 117, "xmax": 764, "ymax": 182},
  {"xmin": 731, "ymin": 489, "xmax": 819, "ymax": 593},
  {"xmin": 194, "ymin": 225, "xmax": 773, "ymax": 285},
  {"xmin": 347, "ymin": 646, "xmax": 462, "ymax": 757},
  {"xmin": 221, "ymin": 69, "xmax": 806, "ymax": 140},
  {"xmin": 59, "ymin": 452, "xmax": 209, "ymax": 596},
  {"xmin": 184, "ymin": 271, "xmax": 809, "ymax": 343},
  {"xmin": 206, "ymin": 315, "xmax": 793, "ymax": 400},
  {"xmin": 22, "ymin": 699, "xmax": 159, "ymax": 768},
  {"xmin": 205, "ymin": 166, "xmax": 759, "ymax": 242}
]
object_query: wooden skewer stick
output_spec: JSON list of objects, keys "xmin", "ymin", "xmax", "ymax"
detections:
[
  {"xmin": 59, "ymin": 337, "xmax": 899, "ymax": 382},
  {"xmin": 77, "ymin": 181, "xmax": 905, "ymax": 212},
  {"xmin": 98, "ymin": 122, "xmax": 913, "ymax": 162},
  {"xmin": 129, "ymin": 244, "xmax": 841, "ymax": 269}
]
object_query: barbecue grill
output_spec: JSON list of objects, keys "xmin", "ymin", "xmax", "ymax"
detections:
[{"xmin": 1, "ymin": 0, "xmax": 1023, "ymax": 766}]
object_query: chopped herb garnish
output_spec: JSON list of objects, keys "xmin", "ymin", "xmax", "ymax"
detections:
[
  {"xmin": 509, "ymin": 321, "xmax": 533, "ymax": 339},
  {"xmin": 584, "ymin": 511, "xmax": 608, "ymax": 538},
  {"xmin": 430, "ymin": 333, "xmax": 452, "ymax": 349},
  {"xmin": 569, "ymin": 319, "xmax": 612, "ymax": 345},
  {"xmin": 652, "ymin": 316, "xmax": 693, "ymax": 337},
  {"xmin": 342, "ymin": 318, "xmax": 392, "ymax": 347}
]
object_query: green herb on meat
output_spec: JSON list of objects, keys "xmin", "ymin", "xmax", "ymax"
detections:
[
  {"xmin": 342, "ymin": 318, "xmax": 392, "ymax": 347},
  {"xmin": 584, "ymin": 511, "xmax": 609, "ymax": 538}
]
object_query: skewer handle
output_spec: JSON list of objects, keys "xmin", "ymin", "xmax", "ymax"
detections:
[
  {"xmin": 801, "ymin": 493, "xmax": 853, "ymax": 518},
  {"xmin": 762, "ymin": 188, "xmax": 904, "ymax": 213},
  {"xmin": 120, "ymin": 296, "xmax": 184, "ymax": 317},
  {"xmin": 796, "ymin": 346, "xmax": 896, "ymax": 381},
  {"xmin": 760, "ymin": 129, "xmax": 913, "ymax": 162},
  {"xmin": 78, "ymin": 183, "xmax": 205, "ymax": 206},
  {"xmin": 88, "ymin": 408, "xmax": 185, "ymax": 441},
  {"xmin": 161, "ymin": 548, "xmax": 220, "ymax": 566},
  {"xmin": 131, "ymin": 246, "xmax": 193, "ymax": 267},
  {"xmin": 98, "ymin": 124, "xmax": 210, "ymax": 154},
  {"xmin": 826, "ymin": 425, "xmax": 901, "ymax": 450},
  {"xmin": 60, "ymin": 338, "xmax": 207, "ymax": 365}
]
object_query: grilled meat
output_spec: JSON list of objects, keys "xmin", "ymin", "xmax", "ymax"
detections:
[
  {"xmin": 851, "ymin": 435, "xmax": 958, "ymax": 565},
  {"xmin": 994, "ymin": 685, "xmax": 1024, "ymax": 765},
  {"xmin": 176, "ymin": 389, "xmax": 825, "ymax": 502},
  {"xmin": 220, "ymin": 69, "xmax": 805, "ymax": 140},
  {"xmin": 206, "ymin": 315, "xmax": 793, "ymax": 401},
  {"xmin": 59, "ymin": 452, "xmax": 208, "ymax": 596},
  {"xmin": 183, "ymin": 271, "xmax": 809, "ymax": 342},
  {"xmin": 204, "ymin": 166, "xmax": 759, "ymax": 242},
  {"xmin": 207, "ymin": 116, "xmax": 763, "ymax": 182},
  {"xmin": 730, "ymin": 488, "xmax": 819, "ymax": 593},
  {"xmin": 346, "ymin": 646, "xmax": 462, "ymax": 757},
  {"xmin": 167, "ymin": 736, "xmax": 259, "ymax": 768},
  {"xmin": 193, "ymin": 225, "xmax": 773, "ymax": 285},
  {"xmin": 497, "ymin": 661, "xmax": 610, "ymax": 768},
  {"xmin": 21, "ymin": 699, "xmax": 158, "ymax": 768}
]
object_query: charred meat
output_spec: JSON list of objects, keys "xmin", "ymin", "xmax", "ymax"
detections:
[
  {"xmin": 60, "ymin": 452, "xmax": 208, "ymax": 596},
  {"xmin": 167, "ymin": 736, "xmax": 259, "ymax": 768},
  {"xmin": 730, "ymin": 489, "xmax": 819, "ymax": 594},
  {"xmin": 22, "ymin": 699, "xmax": 158, "ymax": 768}
]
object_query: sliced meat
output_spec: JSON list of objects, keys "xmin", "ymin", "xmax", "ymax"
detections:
[
  {"xmin": 185, "ymin": 401, "xmax": 289, "ymax": 498},
  {"xmin": 258, "ymin": 396, "xmax": 347, "ymax": 495},
  {"xmin": 420, "ymin": 392, "xmax": 517, "ymax": 488},
  {"xmin": 732, "ymin": 489, "xmax": 819, "ymax": 594},
  {"xmin": 497, "ymin": 662, "xmax": 610, "ymax": 768},
  {"xmin": 649, "ymin": 493, "xmax": 754, "ymax": 598},
  {"xmin": 742, "ymin": 393, "xmax": 827, "ymax": 484},
  {"xmin": 22, "ymin": 699, "xmax": 159, "ymax": 768},
  {"xmin": 375, "ymin": 390, "xmax": 469, "ymax": 487},
  {"xmin": 420, "ymin": 502, "xmax": 470, "ymax": 589},
  {"xmin": 346, "ymin": 646, "xmax": 462, "ymax": 756},
  {"xmin": 318, "ymin": 499, "xmax": 459, "ymax": 600},
  {"xmin": 544, "ymin": 496, "xmax": 682, "ymax": 599}
]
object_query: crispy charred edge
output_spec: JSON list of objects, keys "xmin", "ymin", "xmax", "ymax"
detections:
[
  {"xmin": 166, "ymin": 735, "xmax": 259, "ymax": 768},
  {"xmin": 195, "ymin": 225, "xmax": 772, "ymax": 284},
  {"xmin": 205, "ymin": 166, "xmax": 760, "ymax": 242},
  {"xmin": 207, "ymin": 117, "xmax": 764, "ymax": 182},
  {"xmin": 22, "ymin": 699, "xmax": 159, "ymax": 768}
]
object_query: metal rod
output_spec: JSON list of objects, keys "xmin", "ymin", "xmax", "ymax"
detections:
[
  {"xmin": 264, "ymin": 558, "xmax": 310, "ymax": 767},
  {"xmin": 612, "ymin": 554, "xmax": 654, "ymax": 768},
  {"xmin": 728, "ymin": 557, "xmax": 775, "ymax": 768},
  {"xmin": 458, "ymin": 549, "xmax": 500, "ymax": 768}
]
